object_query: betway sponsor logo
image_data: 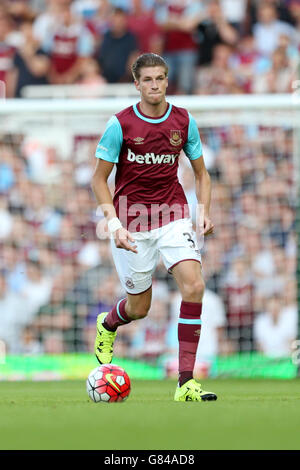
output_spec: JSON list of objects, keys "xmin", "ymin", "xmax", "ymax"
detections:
[{"xmin": 127, "ymin": 149, "xmax": 179, "ymax": 165}]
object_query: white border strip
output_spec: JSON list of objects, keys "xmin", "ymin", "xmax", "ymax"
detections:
[{"xmin": 0, "ymin": 94, "xmax": 300, "ymax": 114}]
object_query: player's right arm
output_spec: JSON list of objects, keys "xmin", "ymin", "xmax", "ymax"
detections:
[{"xmin": 91, "ymin": 117, "xmax": 137, "ymax": 253}]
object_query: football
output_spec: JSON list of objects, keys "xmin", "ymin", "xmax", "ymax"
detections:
[{"xmin": 86, "ymin": 364, "xmax": 131, "ymax": 403}]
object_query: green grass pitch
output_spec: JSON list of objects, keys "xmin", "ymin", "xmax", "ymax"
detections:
[{"xmin": 0, "ymin": 379, "xmax": 299, "ymax": 450}]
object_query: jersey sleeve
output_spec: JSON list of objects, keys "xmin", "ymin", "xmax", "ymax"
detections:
[
  {"xmin": 183, "ymin": 113, "xmax": 203, "ymax": 160},
  {"xmin": 95, "ymin": 116, "xmax": 123, "ymax": 163}
]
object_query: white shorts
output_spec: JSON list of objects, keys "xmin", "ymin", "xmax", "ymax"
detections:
[{"xmin": 110, "ymin": 218, "xmax": 202, "ymax": 294}]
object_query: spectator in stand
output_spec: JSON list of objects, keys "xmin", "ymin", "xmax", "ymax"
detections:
[
  {"xmin": 201, "ymin": 236, "xmax": 227, "ymax": 293},
  {"xmin": 72, "ymin": 0, "xmax": 102, "ymax": 22},
  {"xmin": 215, "ymin": 141, "xmax": 243, "ymax": 190},
  {"xmin": 127, "ymin": 0, "xmax": 163, "ymax": 55},
  {"xmin": 222, "ymin": 256, "xmax": 255, "ymax": 352},
  {"xmin": 0, "ymin": 195, "xmax": 13, "ymax": 240},
  {"xmin": 17, "ymin": 325, "xmax": 43, "ymax": 355},
  {"xmin": 253, "ymin": 45, "xmax": 295, "ymax": 93},
  {"xmin": 0, "ymin": 273, "xmax": 25, "ymax": 353},
  {"xmin": 155, "ymin": 0, "xmax": 204, "ymax": 94},
  {"xmin": 230, "ymin": 35, "xmax": 271, "ymax": 93},
  {"xmin": 131, "ymin": 298, "xmax": 170, "ymax": 362},
  {"xmin": 19, "ymin": 259, "xmax": 53, "ymax": 326},
  {"xmin": 283, "ymin": 277, "xmax": 297, "ymax": 315},
  {"xmin": 247, "ymin": 0, "xmax": 296, "ymax": 33},
  {"xmin": 40, "ymin": 2, "xmax": 95, "ymax": 84},
  {"xmin": 33, "ymin": 280, "xmax": 76, "ymax": 352},
  {"xmin": 95, "ymin": 7, "xmax": 138, "ymax": 83},
  {"xmin": 0, "ymin": 10, "xmax": 16, "ymax": 97},
  {"xmin": 68, "ymin": 187, "xmax": 97, "ymax": 243},
  {"xmin": 33, "ymin": 0, "xmax": 73, "ymax": 45},
  {"xmin": 254, "ymin": 295, "xmax": 297, "ymax": 357},
  {"xmin": 196, "ymin": 43, "xmax": 244, "ymax": 95},
  {"xmin": 195, "ymin": 287, "xmax": 232, "ymax": 374},
  {"xmin": 272, "ymin": 246, "xmax": 290, "ymax": 291},
  {"xmin": 196, "ymin": 0, "xmax": 239, "ymax": 66},
  {"xmin": 0, "ymin": 142, "xmax": 16, "ymax": 194},
  {"xmin": 253, "ymin": 2, "xmax": 296, "ymax": 57},
  {"xmin": 288, "ymin": 0, "xmax": 300, "ymax": 47},
  {"xmin": 12, "ymin": 19, "xmax": 50, "ymax": 97},
  {"xmin": 22, "ymin": 184, "xmax": 50, "ymax": 229},
  {"xmin": 0, "ymin": 243, "xmax": 27, "ymax": 293},
  {"xmin": 55, "ymin": 216, "xmax": 82, "ymax": 261},
  {"xmin": 80, "ymin": 0, "xmax": 111, "ymax": 50},
  {"xmin": 86, "ymin": 274, "xmax": 120, "ymax": 325},
  {"xmin": 6, "ymin": 144, "xmax": 27, "ymax": 193},
  {"xmin": 247, "ymin": 238, "xmax": 286, "ymax": 310},
  {"xmin": 234, "ymin": 193, "xmax": 267, "ymax": 234},
  {"xmin": 274, "ymin": 201, "xmax": 295, "ymax": 248},
  {"xmin": 43, "ymin": 330, "xmax": 66, "ymax": 353},
  {"xmin": 219, "ymin": 0, "xmax": 248, "ymax": 34},
  {"xmin": 277, "ymin": 32, "xmax": 299, "ymax": 68},
  {"xmin": 76, "ymin": 57, "xmax": 106, "ymax": 87},
  {"xmin": 5, "ymin": 2, "xmax": 38, "ymax": 50},
  {"xmin": 21, "ymin": 138, "xmax": 58, "ymax": 184}
]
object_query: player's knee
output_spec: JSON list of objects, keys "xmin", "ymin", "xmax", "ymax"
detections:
[
  {"xmin": 182, "ymin": 279, "xmax": 205, "ymax": 302},
  {"xmin": 126, "ymin": 301, "xmax": 150, "ymax": 320},
  {"xmin": 128, "ymin": 309, "xmax": 149, "ymax": 320}
]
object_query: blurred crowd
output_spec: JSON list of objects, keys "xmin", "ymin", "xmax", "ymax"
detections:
[
  {"xmin": 0, "ymin": 121, "xmax": 297, "ymax": 374},
  {"xmin": 0, "ymin": 0, "xmax": 298, "ymax": 377},
  {"xmin": 0, "ymin": 0, "xmax": 299, "ymax": 97}
]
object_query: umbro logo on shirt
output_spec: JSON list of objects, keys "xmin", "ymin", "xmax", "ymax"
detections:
[
  {"xmin": 133, "ymin": 137, "xmax": 144, "ymax": 144},
  {"xmin": 127, "ymin": 148, "xmax": 179, "ymax": 165}
]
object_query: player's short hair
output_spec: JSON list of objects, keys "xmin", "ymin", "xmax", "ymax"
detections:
[{"xmin": 131, "ymin": 53, "xmax": 168, "ymax": 81}]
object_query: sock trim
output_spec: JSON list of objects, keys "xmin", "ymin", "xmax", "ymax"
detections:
[
  {"xmin": 116, "ymin": 298, "xmax": 127, "ymax": 322},
  {"xmin": 178, "ymin": 318, "xmax": 202, "ymax": 325}
]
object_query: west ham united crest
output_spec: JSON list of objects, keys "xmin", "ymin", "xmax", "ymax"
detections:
[
  {"xmin": 125, "ymin": 277, "xmax": 135, "ymax": 289},
  {"xmin": 170, "ymin": 130, "xmax": 182, "ymax": 146}
]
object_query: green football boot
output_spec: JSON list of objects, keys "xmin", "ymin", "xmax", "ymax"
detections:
[
  {"xmin": 94, "ymin": 312, "xmax": 117, "ymax": 364},
  {"xmin": 174, "ymin": 379, "xmax": 217, "ymax": 402}
]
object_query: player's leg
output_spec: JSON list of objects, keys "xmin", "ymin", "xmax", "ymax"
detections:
[
  {"xmin": 158, "ymin": 218, "xmax": 217, "ymax": 401},
  {"xmin": 125, "ymin": 287, "xmax": 152, "ymax": 320},
  {"xmin": 95, "ymin": 287, "xmax": 152, "ymax": 364},
  {"xmin": 95, "ymin": 234, "xmax": 156, "ymax": 364},
  {"xmin": 172, "ymin": 260, "xmax": 217, "ymax": 401},
  {"xmin": 103, "ymin": 286, "xmax": 152, "ymax": 331},
  {"xmin": 172, "ymin": 260, "xmax": 205, "ymax": 385}
]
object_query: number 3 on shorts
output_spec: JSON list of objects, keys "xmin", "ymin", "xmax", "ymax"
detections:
[{"xmin": 183, "ymin": 232, "xmax": 196, "ymax": 249}]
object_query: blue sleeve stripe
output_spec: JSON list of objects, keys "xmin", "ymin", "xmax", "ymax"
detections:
[
  {"xmin": 95, "ymin": 116, "xmax": 123, "ymax": 163},
  {"xmin": 178, "ymin": 318, "xmax": 202, "ymax": 325},
  {"xmin": 184, "ymin": 112, "xmax": 203, "ymax": 160}
]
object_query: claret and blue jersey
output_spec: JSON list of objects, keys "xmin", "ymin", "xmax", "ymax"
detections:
[{"xmin": 95, "ymin": 102, "xmax": 203, "ymax": 231}]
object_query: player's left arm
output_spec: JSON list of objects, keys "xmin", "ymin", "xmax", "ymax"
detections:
[
  {"xmin": 184, "ymin": 112, "xmax": 213, "ymax": 236},
  {"xmin": 190, "ymin": 156, "xmax": 214, "ymax": 236}
]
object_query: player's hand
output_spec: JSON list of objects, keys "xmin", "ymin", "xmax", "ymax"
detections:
[
  {"xmin": 203, "ymin": 216, "xmax": 214, "ymax": 236},
  {"xmin": 114, "ymin": 227, "xmax": 138, "ymax": 253}
]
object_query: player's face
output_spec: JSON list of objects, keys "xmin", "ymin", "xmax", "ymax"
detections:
[{"xmin": 135, "ymin": 66, "xmax": 168, "ymax": 106}]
